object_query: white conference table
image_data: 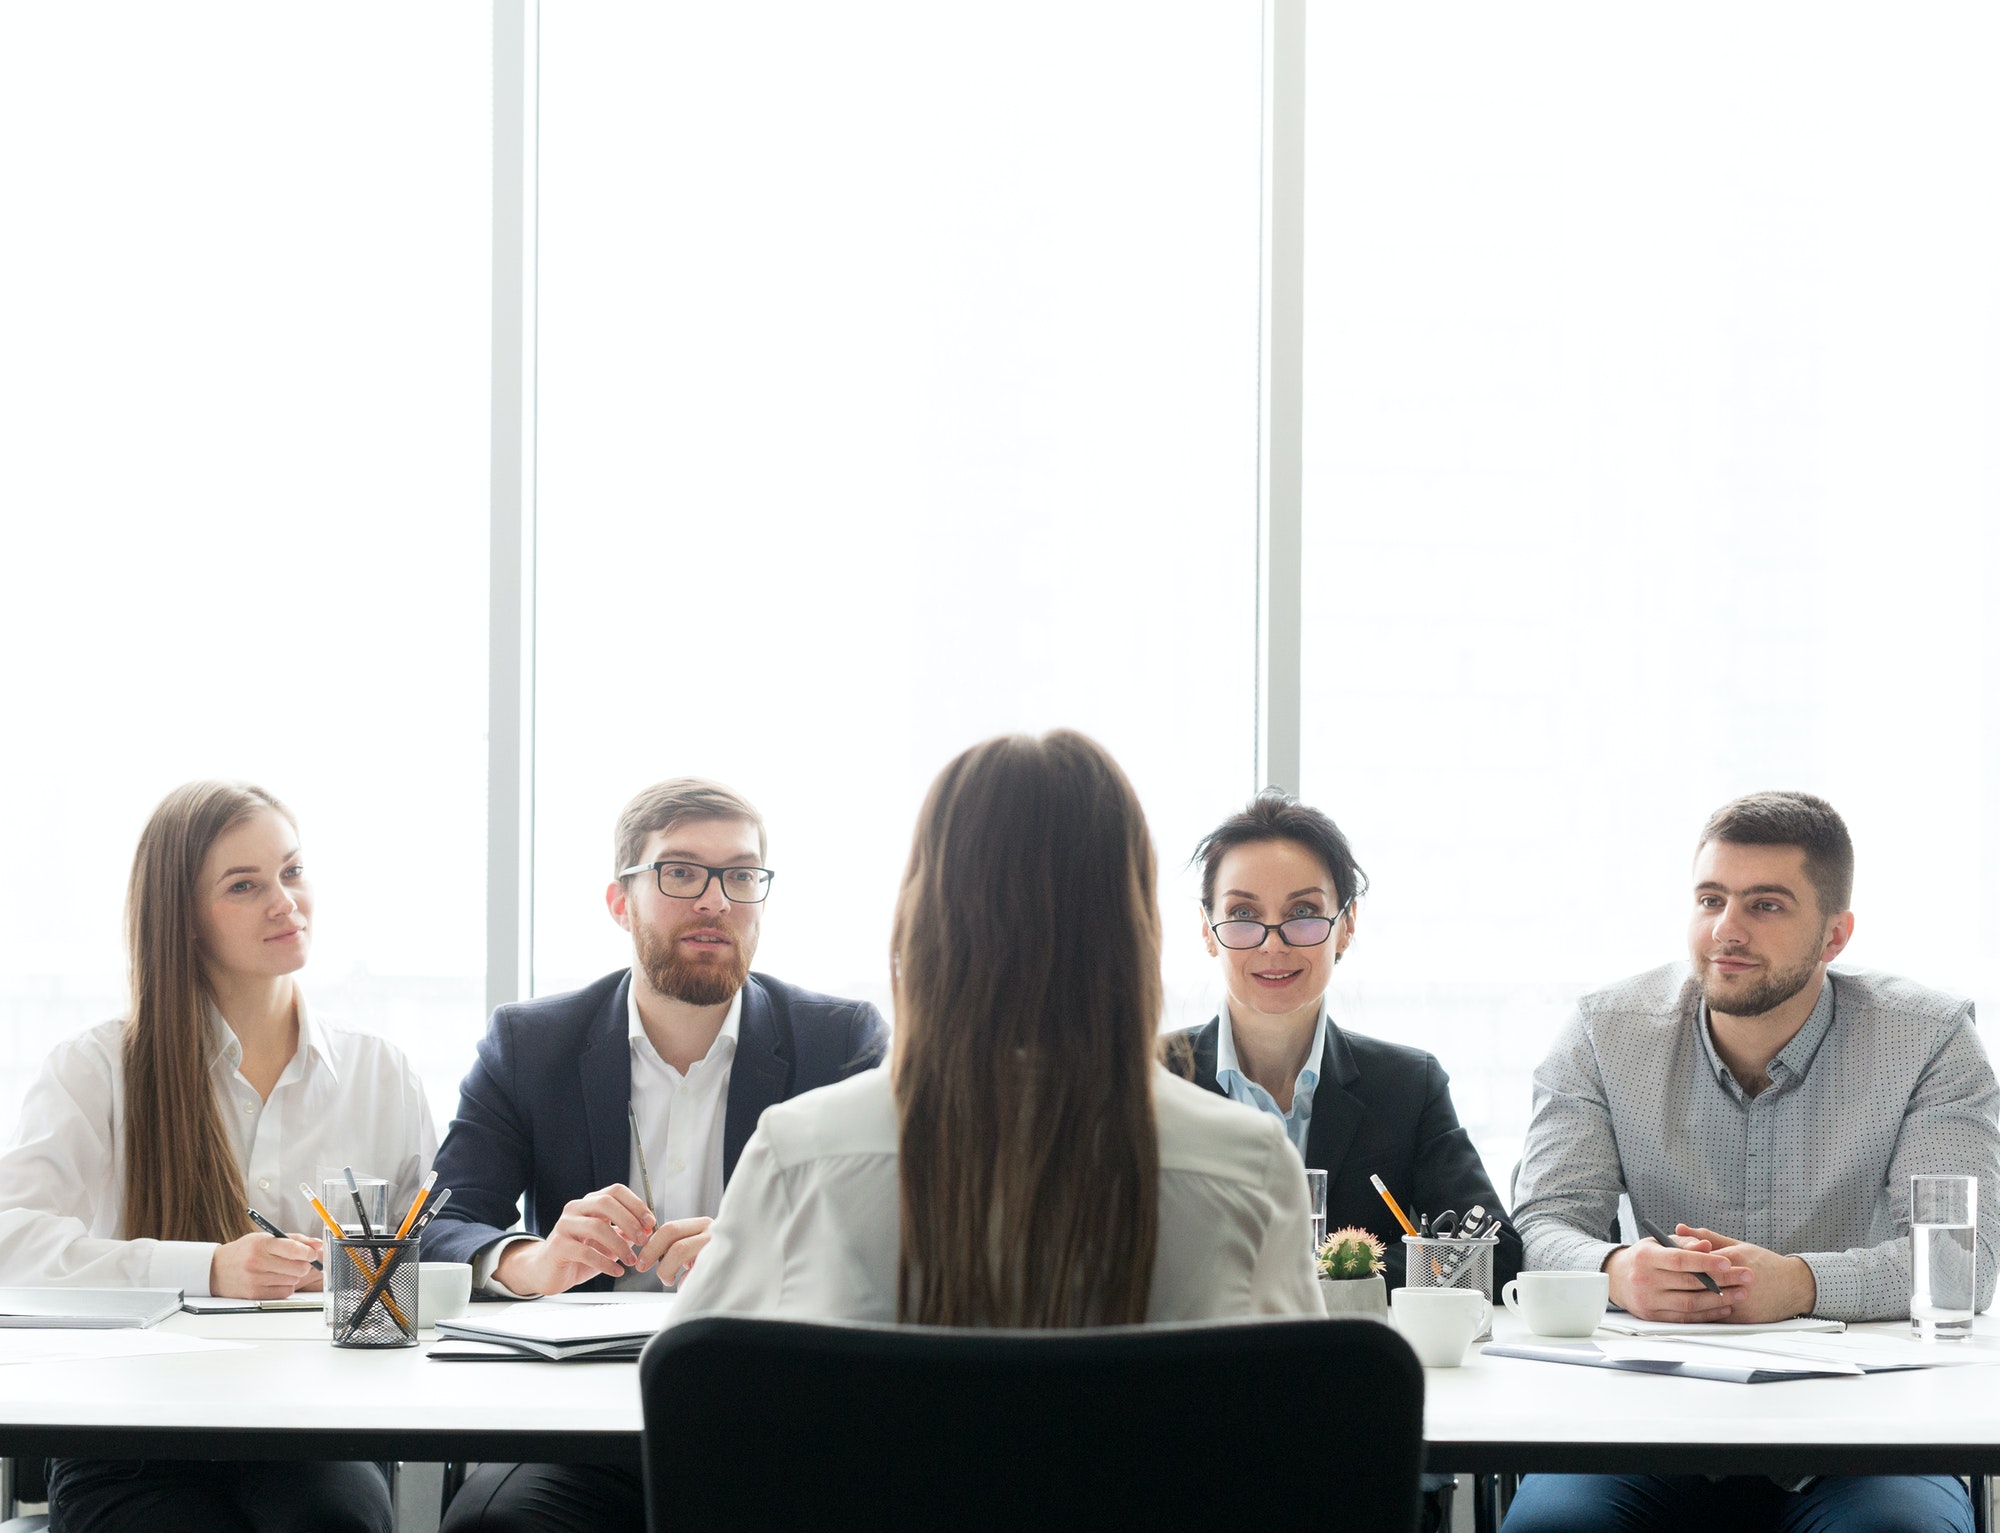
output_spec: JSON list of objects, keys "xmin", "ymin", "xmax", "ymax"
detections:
[
  {"xmin": 0, "ymin": 1306, "xmax": 644, "ymax": 1468},
  {"xmin": 1, "ymin": 1303, "xmax": 1999, "ymax": 1490},
  {"xmin": 1426, "ymin": 1310, "xmax": 2000, "ymax": 1480}
]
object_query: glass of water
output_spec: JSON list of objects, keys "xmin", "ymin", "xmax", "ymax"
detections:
[
  {"xmin": 1305, "ymin": 1168, "xmax": 1328, "ymax": 1256},
  {"xmin": 1911, "ymin": 1174, "xmax": 1977, "ymax": 1341}
]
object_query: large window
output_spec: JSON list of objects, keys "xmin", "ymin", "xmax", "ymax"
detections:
[
  {"xmin": 1300, "ymin": 5, "xmax": 2000, "ymax": 1180},
  {"xmin": 532, "ymin": 4, "xmax": 1263, "ymax": 1030},
  {"xmin": 0, "ymin": 5, "xmax": 491, "ymax": 1132},
  {"xmin": 10, "ymin": 7, "xmax": 1998, "ymax": 1195}
]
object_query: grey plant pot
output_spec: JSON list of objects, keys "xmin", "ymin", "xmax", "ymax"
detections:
[{"xmin": 1319, "ymin": 1273, "xmax": 1388, "ymax": 1319}]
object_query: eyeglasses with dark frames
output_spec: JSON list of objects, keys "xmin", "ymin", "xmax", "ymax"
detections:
[
  {"xmin": 619, "ymin": 862, "xmax": 776, "ymax": 903},
  {"xmin": 1206, "ymin": 892, "xmax": 1356, "ymax": 951}
]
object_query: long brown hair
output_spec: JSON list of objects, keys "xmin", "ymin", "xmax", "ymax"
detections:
[
  {"xmin": 892, "ymin": 731, "xmax": 1162, "ymax": 1327},
  {"xmin": 121, "ymin": 781, "xmax": 292, "ymax": 1243}
]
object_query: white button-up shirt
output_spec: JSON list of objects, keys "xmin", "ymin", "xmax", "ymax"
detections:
[
  {"xmin": 476, "ymin": 974, "xmax": 742, "ymax": 1295},
  {"xmin": 616, "ymin": 981, "xmax": 740, "ymax": 1292},
  {"xmin": 0, "ymin": 994, "xmax": 436, "ymax": 1295}
]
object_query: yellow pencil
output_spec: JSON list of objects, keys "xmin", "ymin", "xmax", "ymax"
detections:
[
  {"xmin": 394, "ymin": 1170, "xmax": 439, "ymax": 1240},
  {"xmin": 1369, "ymin": 1173, "xmax": 1420, "ymax": 1239},
  {"xmin": 300, "ymin": 1183, "xmax": 413, "ymax": 1332}
]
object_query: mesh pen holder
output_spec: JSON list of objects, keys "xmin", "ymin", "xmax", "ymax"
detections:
[
  {"xmin": 331, "ymin": 1236, "xmax": 419, "ymax": 1348},
  {"xmin": 1402, "ymin": 1235, "xmax": 1498, "ymax": 1341}
]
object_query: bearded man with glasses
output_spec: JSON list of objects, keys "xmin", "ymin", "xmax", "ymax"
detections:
[{"xmin": 427, "ymin": 777, "xmax": 887, "ymax": 1533}]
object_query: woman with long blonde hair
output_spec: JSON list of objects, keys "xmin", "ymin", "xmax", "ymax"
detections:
[
  {"xmin": 0, "ymin": 781, "xmax": 433, "ymax": 1532},
  {"xmin": 672, "ymin": 730, "xmax": 1319, "ymax": 1326}
]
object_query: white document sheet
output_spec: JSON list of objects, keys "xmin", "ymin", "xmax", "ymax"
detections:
[
  {"xmin": 1597, "ymin": 1314, "xmax": 1846, "ymax": 1337},
  {"xmin": 540, "ymin": 1292, "xmax": 685, "ymax": 1306},
  {"xmin": 1486, "ymin": 1338, "xmax": 1862, "ymax": 1382},
  {"xmin": 0, "ymin": 1330, "xmax": 249, "ymax": 1367},
  {"xmin": 1669, "ymin": 1331, "xmax": 2000, "ymax": 1371}
]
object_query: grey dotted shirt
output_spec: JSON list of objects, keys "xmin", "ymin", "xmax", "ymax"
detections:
[{"xmin": 1513, "ymin": 963, "xmax": 2000, "ymax": 1323}]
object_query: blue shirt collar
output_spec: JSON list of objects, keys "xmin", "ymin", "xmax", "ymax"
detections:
[{"xmin": 1215, "ymin": 997, "xmax": 1330, "ymax": 1157}]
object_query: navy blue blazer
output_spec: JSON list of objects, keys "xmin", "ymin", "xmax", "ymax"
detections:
[
  {"xmin": 422, "ymin": 968, "xmax": 889, "ymax": 1286},
  {"xmin": 1169, "ymin": 1016, "xmax": 1523, "ymax": 1291}
]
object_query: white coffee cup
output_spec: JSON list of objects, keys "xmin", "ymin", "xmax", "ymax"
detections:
[
  {"xmin": 1502, "ymin": 1271, "xmax": 1610, "ymax": 1338},
  {"xmin": 417, "ymin": 1262, "xmax": 473, "ymax": 1325},
  {"xmin": 1390, "ymin": 1286, "xmax": 1489, "ymax": 1367}
]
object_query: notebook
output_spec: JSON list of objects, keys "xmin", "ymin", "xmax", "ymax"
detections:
[
  {"xmin": 0, "ymin": 1288, "xmax": 185, "ymax": 1330},
  {"xmin": 181, "ymin": 1295, "xmax": 328, "ymax": 1314},
  {"xmin": 433, "ymin": 1297, "xmax": 678, "ymax": 1361}
]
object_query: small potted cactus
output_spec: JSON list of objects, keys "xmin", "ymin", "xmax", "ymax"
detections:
[{"xmin": 1317, "ymin": 1226, "xmax": 1389, "ymax": 1319}]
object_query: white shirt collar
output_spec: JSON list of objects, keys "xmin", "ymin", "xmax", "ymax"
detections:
[
  {"xmin": 205, "ymin": 987, "xmax": 334, "ymax": 1085},
  {"xmin": 627, "ymin": 971, "xmax": 743, "ymax": 1069}
]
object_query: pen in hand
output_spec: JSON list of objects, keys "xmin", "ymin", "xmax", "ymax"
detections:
[
  {"xmin": 246, "ymin": 1208, "xmax": 322, "ymax": 1273},
  {"xmin": 1636, "ymin": 1214, "xmax": 1725, "ymax": 1295}
]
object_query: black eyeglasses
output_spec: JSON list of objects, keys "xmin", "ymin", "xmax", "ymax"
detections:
[
  {"xmin": 619, "ymin": 862, "xmax": 776, "ymax": 903},
  {"xmin": 1206, "ymin": 893, "xmax": 1355, "ymax": 951}
]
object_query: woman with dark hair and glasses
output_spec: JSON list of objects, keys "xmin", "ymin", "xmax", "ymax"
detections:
[{"xmin": 1172, "ymin": 789, "xmax": 1522, "ymax": 1293}]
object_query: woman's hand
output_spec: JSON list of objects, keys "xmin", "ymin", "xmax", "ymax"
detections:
[{"xmin": 210, "ymin": 1231, "xmax": 321, "ymax": 1299}]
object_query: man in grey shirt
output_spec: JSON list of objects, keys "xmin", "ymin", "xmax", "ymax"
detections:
[{"xmin": 1506, "ymin": 792, "xmax": 1996, "ymax": 1533}]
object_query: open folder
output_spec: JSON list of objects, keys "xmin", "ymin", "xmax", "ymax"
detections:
[{"xmin": 1485, "ymin": 1339, "xmax": 1865, "ymax": 1384}]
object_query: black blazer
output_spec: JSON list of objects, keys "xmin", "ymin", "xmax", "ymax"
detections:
[
  {"xmin": 423, "ymin": 968, "xmax": 889, "ymax": 1287},
  {"xmin": 1169, "ymin": 1016, "xmax": 1522, "ymax": 1290}
]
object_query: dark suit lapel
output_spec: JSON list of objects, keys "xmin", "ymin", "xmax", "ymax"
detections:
[
  {"xmin": 724, "ymin": 977, "xmax": 788, "ymax": 1182},
  {"xmin": 1181, "ymin": 1019, "xmax": 1223, "ymax": 1093},
  {"xmin": 1301, "ymin": 1024, "xmax": 1364, "ymax": 1178},
  {"xmin": 579, "ymin": 971, "xmax": 636, "ymax": 1194}
]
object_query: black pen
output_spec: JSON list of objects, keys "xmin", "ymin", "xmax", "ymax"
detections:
[
  {"xmin": 1637, "ymin": 1214, "xmax": 1724, "ymax": 1295},
  {"xmin": 342, "ymin": 1166, "xmax": 376, "ymax": 1239},
  {"xmin": 409, "ymin": 1186, "xmax": 453, "ymax": 1237},
  {"xmin": 246, "ymin": 1208, "xmax": 323, "ymax": 1273}
]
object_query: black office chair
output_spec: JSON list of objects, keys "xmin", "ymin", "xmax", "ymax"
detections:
[{"xmin": 640, "ymin": 1315, "xmax": 1425, "ymax": 1532}]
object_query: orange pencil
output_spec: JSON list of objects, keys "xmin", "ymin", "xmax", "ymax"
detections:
[
  {"xmin": 394, "ymin": 1170, "xmax": 439, "ymax": 1240},
  {"xmin": 299, "ymin": 1182, "xmax": 412, "ymax": 1332},
  {"xmin": 1369, "ymin": 1174, "xmax": 1420, "ymax": 1238}
]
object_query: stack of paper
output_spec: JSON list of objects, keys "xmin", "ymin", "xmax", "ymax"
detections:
[{"xmin": 432, "ymin": 1298, "xmax": 678, "ymax": 1362}]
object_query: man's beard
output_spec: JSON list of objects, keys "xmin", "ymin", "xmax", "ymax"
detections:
[
  {"xmin": 1697, "ymin": 951, "xmax": 1818, "ymax": 1019},
  {"xmin": 634, "ymin": 914, "xmax": 752, "ymax": 1007}
]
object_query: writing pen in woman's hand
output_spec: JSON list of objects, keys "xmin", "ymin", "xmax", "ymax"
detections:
[
  {"xmin": 1636, "ymin": 1214, "xmax": 1724, "ymax": 1295},
  {"xmin": 246, "ymin": 1207, "xmax": 323, "ymax": 1272}
]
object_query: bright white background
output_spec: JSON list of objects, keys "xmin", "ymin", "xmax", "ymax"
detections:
[
  {"xmin": 532, "ymin": 4, "xmax": 1261, "ymax": 1031},
  {"xmin": 0, "ymin": 6, "xmax": 490, "ymax": 1133},
  {"xmin": 3, "ymin": 5, "xmax": 1997, "ymax": 1202},
  {"xmin": 1300, "ymin": 4, "xmax": 2000, "ymax": 1184}
]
